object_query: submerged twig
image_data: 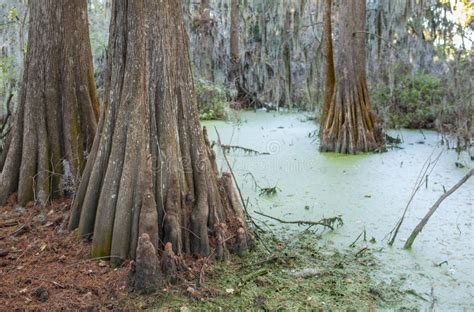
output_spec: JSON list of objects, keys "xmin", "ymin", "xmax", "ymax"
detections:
[
  {"xmin": 404, "ymin": 169, "xmax": 473, "ymax": 249},
  {"xmin": 254, "ymin": 211, "xmax": 343, "ymax": 231},
  {"xmin": 349, "ymin": 227, "xmax": 367, "ymax": 247},
  {"xmin": 213, "ymin": 143, "xmax": 269, "ymax": 156},
  {"xmin": 244, "ymin": 172, "xmax": 280, "ymax": 196}
]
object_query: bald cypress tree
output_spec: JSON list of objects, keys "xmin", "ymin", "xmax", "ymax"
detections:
[
  {"xmin": 0, "ymin": 0, "xmax": 99, "ymax": 206},
  {"xmin": 68, "ymin": 0, "xmax": 248, "ymax": 264},
  {"xmin": 320, "ymin": 0, "xmax": 383, "ymax": 153}
]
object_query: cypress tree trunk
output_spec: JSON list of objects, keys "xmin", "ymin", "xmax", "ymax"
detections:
[
  {"xmin": 191, "ymin": 0, "xmax": 215, "ymax": 82},
  {"xmin": 68, "ymin": 0, "xmax": 248, "ymax": 265},
  {"xmin": 319, "ymin": 0, "xmax": 383, "ymax": 153},
  {"xmin": 282, "ymin": 9, "xmax": 293, "ymax": 109},
  {"xmin": 229, "ymin": 0, "xmax": 240, "ymax": 84},
  {"xmin": 0, "ymin": 0, "xmax": 99, "ymax": 206}
]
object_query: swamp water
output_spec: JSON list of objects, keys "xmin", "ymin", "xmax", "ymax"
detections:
[{"xmin": 203, "ymin": 112, "xmax": 473, "ymax": 310}]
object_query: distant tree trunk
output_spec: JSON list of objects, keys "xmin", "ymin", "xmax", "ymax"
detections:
[
  {"xmin": 0, "ymin": 0, "xmax": 99, "ymax": 206},
  {"xmin": 320, "ymin": 0, "xmax": 335, "ymax": 131},
  {"xmin": 229, "ymin": 0, "xmax": 240, "ymax": 84},
  {"xmin": 68, "ymin": 0, "xmax": 248, "ymax": 265},
  {"xmin": 282, "ymin": 9, "xmax": 293, "ymax": 109},
  {"xmin": 319, "ymin": 0, "xmax": 383, "ymax": 153},
  {"xmin": 192, "ymin": 0, "xmax": 215, "ymax": 81}
]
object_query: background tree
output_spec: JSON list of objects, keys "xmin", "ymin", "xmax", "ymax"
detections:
[
  {"xmin": 68, "ymin": 0, "xmax": 247, "ymax": 264},
  {"xmin": 228, "ymin": 0, "xmax": 240, "ymax": 85},
  {"xmin": 319, "ymin": 0, "xmax": 382, "ymax": 153},
  {"xmin": 0, "ymin": 0, "xmax": 99, "ymax": 206},
  {"xmin": 190, "ymin": 0, "xmax": 216, "ymax": 82}
]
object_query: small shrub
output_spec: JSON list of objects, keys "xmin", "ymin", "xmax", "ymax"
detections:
[
  {"xmin": 371, "ymin": 71, "xmax": 443, "ymax": 129},
  {"xmin": 195, "ymin": 78, "xmax": 228, "ymax": 120}
]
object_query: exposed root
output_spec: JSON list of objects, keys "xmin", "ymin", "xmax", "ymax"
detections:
[{"xmin": 127, "ymin": 234, "xmax": 161, "ymax": 294}]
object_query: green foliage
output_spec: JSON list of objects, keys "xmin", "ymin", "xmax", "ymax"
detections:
[
  {"xmin": 195, "ymin": 78, "xmax": 228, "ymax": 120},
  {"xmin": 6, "ymin": 7, "xmax": 19, "ymax": 21},
  {"xmin": 249, "ymin": 21, "xmax": 261, "ymax": 42},
  {"xmin": 371, "ymin": 71, "xmax": 444, "ymax": 129},
  {"xmin": 0, "ymin": 55, "xmax": 17, "ymax": 98}
]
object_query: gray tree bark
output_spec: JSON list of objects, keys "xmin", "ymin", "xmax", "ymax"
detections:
[
  {"xmin": 0, "ymin": 0, "xmax": 99, "ymax": 206},
  {"xmin": 68, "ymin": 0, "xmax": 248, "ymax": 265}
]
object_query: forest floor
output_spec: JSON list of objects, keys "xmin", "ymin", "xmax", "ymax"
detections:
[
  {"xmin": 0, "ymin": 196, "xmax": 132, "ymax": 310},
  {"xmin": 0, "ymin": 196, "xmax": 413, "ymax": 311}
]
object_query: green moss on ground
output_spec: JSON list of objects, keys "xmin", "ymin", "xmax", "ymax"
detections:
[{"xmin": 131, "ymin": 231, "xmax": 417, "ymax": 311}]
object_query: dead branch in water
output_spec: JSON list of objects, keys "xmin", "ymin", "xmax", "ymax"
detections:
[
  {"xmin": 214, "ymin": 127, "xmax": 272, "ymax": 254},
  {"xmin": 244, "ymin": 172, "xmax": 280, "ymax": 196},
  {"xmin": 254, "ymin": 211, "xmax": 343, "ymax": 231},
  {"xmin": 404, "ymin": 169, "xmax": 473, "ymax": 249},
  {"xmin": 212, "ymin": 143, "xmax": 269, "ymax": 156},
  {"xmin": 386, "ymin": 148, "xmax": 443, "ymax": 246}
]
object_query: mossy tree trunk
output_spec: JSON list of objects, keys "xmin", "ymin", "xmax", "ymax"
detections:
[
  {"xmin": 68, "ymin": 0, "xmax": 247, "ymax": 265},
  {"xmin": 319, "ymin": 0, "xmax": 383, "ymax": 154},
  {"xmin": 0, "ymin": 0, "xmax": 99, "ymax": 206}
]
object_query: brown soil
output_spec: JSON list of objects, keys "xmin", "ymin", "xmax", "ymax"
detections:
[{"xmin": 0, "ymin": 195, "xmax": 132, "ymax": 311}]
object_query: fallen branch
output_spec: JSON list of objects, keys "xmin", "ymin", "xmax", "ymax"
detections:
[
  {"xmin": 404, "ymin": 169, "xmax": 473, "ymax": 249},
  {"xmin": 10, "ymin": 223, "xmax": 30, "ymax": 237},
  {"xmin": 240, "ymin": 268, "xmax": 268, "ymax": 283},
  {"xmin": 387, "ymin": 149, "xmax": 443, "ymax": 245},
  {"xmin": 240, "ymin": 253, "xmax": 279, "ymax": 269},
  {"xmin": 214, "ymin": 127, "xmax": 272, "ymax": 254},
  {"xmin": 243, "ymin": 172, "xmax": 280, "ymax": 196},
  {"xmin": 244, "ymin": 172, "xmax": 281, "ymax": 196},
  {"xmin": 214, "ymin": 143, "xmax": 269, "ymax": 156},
  {"xmin": 355, "ymin": 247, "xmax": 369, "ymax": 257},
  {"xmin": 349, "ymin": 228, "xmax": 367, "ymax": 247},
  {"xmin": 254, "ymin": 211, "xmax": 343, "ymax": 231},
  {"xmin": 31, "ymin": 277, "xmax": 66, "ymax": 289},
  {"xmin": 0, "ymin": 220, "xmax": 18, "ymax": 228}
]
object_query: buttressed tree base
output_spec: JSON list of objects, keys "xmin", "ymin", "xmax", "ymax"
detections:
[
  {"xmin": 68, "ymin": 0, "xmax": 249, "ymax": 266},
  {"xmin": 0, "ymin": 0, "xmax": 99, "ymax": 207},
  {"xmin": 320, "ymin": 0, "xmax": 383, "ymax": 154}
]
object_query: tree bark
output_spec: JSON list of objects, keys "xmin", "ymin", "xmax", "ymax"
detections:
[
  {"xmin": 191, "ymin": 0, "xmax": 215, "ymax": 82},
  {"xmin": 320, "ymin": 0, "xmax": 335, "ymax": 133},
  {"xmin": 229, "ymin": 0, "xmax": 240, "ymax": 84},
  {"xmin": 0, "ymin": 0, "xmax": 99, "ymax": 206},
  {"xmin": 282, "ymin": 9, "xmax": 293, "ymax": 109},
  {"xmin": 68, "ymin": 0, "xmax": 248, "ymax": 265},
  {"xmin": 319, "ymin": 0, "xmax": 383, "ymax": 153}
]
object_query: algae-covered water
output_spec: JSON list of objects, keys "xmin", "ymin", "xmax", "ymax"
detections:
[{"xmin": 203, "ymin": 111, "xmax": 473, "ymax": 310}]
